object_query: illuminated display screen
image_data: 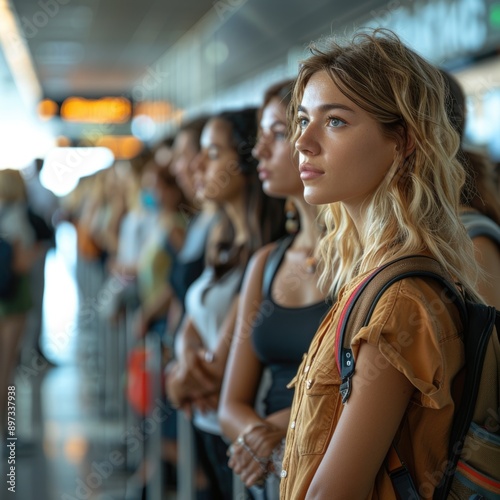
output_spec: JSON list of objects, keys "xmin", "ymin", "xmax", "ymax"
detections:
[{"xmin": 60, "ymin": 97, "xmax": 132, "ymax": 124}]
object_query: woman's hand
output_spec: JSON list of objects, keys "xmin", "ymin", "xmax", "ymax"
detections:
[
  {"xmin": 165, "ymin": 355, "xmax": 220, "ymax": 410},
  {"xmin": 178, "ymin": 347, "xmax": 222, "ymax": 395},
  {"xmin": 228, "ymin": 422, "xmax": 286, "ymax": 487},
  {"xmin": 191, "ymin": 392, "xmax": 219, "ymax": 414}
]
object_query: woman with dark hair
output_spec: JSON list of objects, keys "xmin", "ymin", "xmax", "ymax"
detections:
[
  {"xmin": 218, "ymin": 80, "xmax": 328, "ymax": 500},
  {"xmin": 167, "ymin": 115, "xmax": 219, "ymax": 330},
  {"xmin": 166, "ymin": 107, "xmax": 286, "ymax": 499}
]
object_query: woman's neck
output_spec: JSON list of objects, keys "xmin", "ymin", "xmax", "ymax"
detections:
[
  {"xmin": 224, "ymin": 197, "xmax": 249, "ymax": 246},
  {"xmin": 291, "ymin": 196, "xmax": 321, "ymax": 250}
]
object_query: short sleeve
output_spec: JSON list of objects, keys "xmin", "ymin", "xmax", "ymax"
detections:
[{"xmin": 350, "ymin": 277, "xmax": 463, "ymax": 409}]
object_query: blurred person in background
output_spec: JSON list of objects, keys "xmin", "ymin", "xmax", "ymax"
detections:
[
  {"xmin": 21, "ymin": 158, "xmax": 59, "ymax": 368},
  {"xmin": 166, "ymin": 108, "xmax": 287, "ymax": 499},
  {"xmin": 170, "ymin": 116, "xmax": 208, "ymax": 206},
  {"xmin": 167, "ymin": 116, "xmax": 219, "ymax": 330},
  {"xmin": 133, "ymin": 156, "xmax": 188, "ymax": 338},
  {"xmin": 123, "ymin": 150, "xmax": 189, "ymax": 499},
  {"xmin": 72, "ymin": 170, "xmax": 110, "ymax": 298},
  {"xmin": 90, "ymin": 165, "xmax": 128, "ymax": 264},
  {"xmin": 218, "ymin": 80, "xmax": 329, "ymax": 500},
  {"xmin": 153, "ymin": 118, "xmax": 220, "ymax": 497},
  {"xmin": 101, "ymin": 154, "xmax": 162, "ymax": 324},
  {"xmin": 0, "ymin": 169, "xmax": 38, "ymax": 439},
  {"xmin": 441, "ymin": 69, "xmax": 500, "ymax": 309}
]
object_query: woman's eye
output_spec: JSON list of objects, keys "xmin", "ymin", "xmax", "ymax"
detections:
[
  {"xmin": 298, "ymin": 117, "xmax": 308, "ymax": 129},
  {"xmin": 273, "ymin": 130, "xmax": 286, "ymax": 140},
  {"xmin": 328, "ymin": 117, "xmax": 346, "ymax": 127}
]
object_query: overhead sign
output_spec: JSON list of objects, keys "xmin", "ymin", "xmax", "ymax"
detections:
[
  {"xmin": 366, "ymin": 0, "xmax": 491, "ymax": 63},
  {"xmin": 60, "ymin": 97, "xmax": 132, "ymax": 124}
]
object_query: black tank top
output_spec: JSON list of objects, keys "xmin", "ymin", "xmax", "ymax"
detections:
[{"xmin": 251, "ymin": 236, "xmax": 331, "ymax": 415}]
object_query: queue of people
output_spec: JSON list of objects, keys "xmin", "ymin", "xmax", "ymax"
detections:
[{"xmin": 2, "ymin": 26, "xmax": 500, "ymax": 500}]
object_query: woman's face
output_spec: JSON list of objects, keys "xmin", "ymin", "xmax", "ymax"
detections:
[
  {"xmin": 253, "ymin": 97, "xmax": 302, "ymax": 199},
  {"xmin": 295, "ymin": 70, "xmax": 397, "ymax": 213},
  {"xmin": 198, "ymin": 118, "xmax": 246, "ymax": 204},
  {"xmin": 170, "ymin": 130, "xmax": 198, "ymax": 202}
]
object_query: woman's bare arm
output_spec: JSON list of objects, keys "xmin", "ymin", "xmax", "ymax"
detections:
[
  {"xmin": 306, "ymin": 342, "xmax": 414, "ymax": 500},
  {"xmin": 219, "ymin": 244, "xmax": 276, "ymax": 440}
]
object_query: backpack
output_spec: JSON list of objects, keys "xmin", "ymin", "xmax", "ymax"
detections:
[{"xmin": 336, "ymin": 255, "xmax": 500, "ymax": 499}]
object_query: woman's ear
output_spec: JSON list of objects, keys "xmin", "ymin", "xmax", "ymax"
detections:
[
  {"xmin": 404, "ymin": 132, "xmax": 416, "ymax": 158},
  {"xmin": 395, "ymin": 125, "xmax": 415, "ymax": 158}
]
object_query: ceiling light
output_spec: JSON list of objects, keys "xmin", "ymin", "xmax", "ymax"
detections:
[{"xmin": 0, "ymin": 0, "xmax": 43, "ymax": 110}]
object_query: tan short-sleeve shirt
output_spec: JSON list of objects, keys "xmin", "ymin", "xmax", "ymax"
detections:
[{"xmin": 280, "ymin": 272, "xmax": 463, "ymax": 500}]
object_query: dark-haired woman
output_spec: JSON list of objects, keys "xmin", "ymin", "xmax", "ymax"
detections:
[
  {"xmin": 218, "ymin": 81, "xmax": 329, "ymax": 500},
  {"xmin": 166, "ymin": 108, "xmax": 286, "ymax": 498}
]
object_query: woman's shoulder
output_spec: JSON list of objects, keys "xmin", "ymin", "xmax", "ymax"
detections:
[
  {"xmin": 363, "ymin": 274, "xmax": 462, "ymax": 344},
  {"xmin": 333, "ymin": 262, "xmax": 463, "ymax": 347},
  {"xmin": 248, "ymin": 241, "xmax": 280, "ymax": 270},
  {"xmin": 238, "ymin": 241, "xmax": 282, "ymax": 298}
]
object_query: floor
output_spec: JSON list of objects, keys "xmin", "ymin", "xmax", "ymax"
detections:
[{"xmin": 3, "ymin": 223, "xmax": 174, "ymax": 500}]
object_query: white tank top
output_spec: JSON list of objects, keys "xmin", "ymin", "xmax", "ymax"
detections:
[{"xmin": 185, "ymin": 265, "xmax": 243, "ymax": 434}]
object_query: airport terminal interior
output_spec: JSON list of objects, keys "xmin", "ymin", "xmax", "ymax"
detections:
[{"xmin": 1, "ymin": 0, "xmax": 500, "ymax": 498}]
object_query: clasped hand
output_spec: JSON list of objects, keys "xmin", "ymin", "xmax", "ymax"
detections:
[
  {"xmin": 228, "ymin": 423, "xmax": 285, "ymax": 487},
  {"xmin": 165, "ymin": 347, "xmax": 223, "ymax": 417}
]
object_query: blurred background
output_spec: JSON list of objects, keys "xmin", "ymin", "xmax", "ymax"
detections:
[
  {"xmin": 1, "ymin": 0, "xmax": 499, "ymax": 499},
  {"xmin": 4, "ymin": 0, "xmax": 500, "ymax": 174}
]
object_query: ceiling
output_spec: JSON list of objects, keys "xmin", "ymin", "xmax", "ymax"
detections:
[
  {"xmin": 6, "ymin": 0, "xmax": 499, "ymax": 166},
  {"xmin": 0, "ymin": 0, "xmax": 393, "ymax": 151},
  {"xmin": 9, "ymin": 0, "xmax": 391, "ymax": 103},
  {"xmin": 10, "ymin": 0, "xmax": 215, "ymax": 99}
]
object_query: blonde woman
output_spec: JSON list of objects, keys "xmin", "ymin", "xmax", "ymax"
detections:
[{"xmin": 280, "ymin": 29, "xmax": 482, "ymax": 499}]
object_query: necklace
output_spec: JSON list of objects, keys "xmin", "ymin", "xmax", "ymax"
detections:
[
  {"xmin": 305, "ymin": 255, "xmax": 318, "ymax": 274},
  {"xmin": 291, "ymin": 240, "xmax": 318, "ymax": 275}
]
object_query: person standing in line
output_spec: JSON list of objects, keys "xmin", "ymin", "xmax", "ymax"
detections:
[
  {"xmin": 218, "ymin": 80, "xmax": 329, "ymax": 500},
  {"xmin": 440, "ymin": 69, "xmax": 500, "ymax": 309},
  {"xmin": 166, "ymin": 108, "xmax": 287, "ymax": 499},
  {"xmin": 21, "ymin": 158, "xmax": 59, "ymax": 368},
  {"xmin": 0, "ymin": 169, "xmax": 37, "ymax": 439},
  {"xmin": 279, "ymin": 29, "xmax": 483, "ymax": 499},
  {"xmin": 167, "ymin": 116, "xmax": 219, "ymax": 332}
]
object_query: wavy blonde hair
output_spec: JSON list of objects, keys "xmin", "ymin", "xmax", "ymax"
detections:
[{"xmin": 289, "ymin": 29, "xmax": 480, "ymax": 298}]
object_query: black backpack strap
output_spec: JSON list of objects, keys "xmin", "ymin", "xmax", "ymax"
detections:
[
  {"xmin": 261, "ymin": 235, "xmax": 295, "ymax": 298},
  {"xmin": 386, "ymin": 445, "xmax": 419, "ymax": 500},
  {"xmin": 336, "ymin": 255, "xmax": 466, "ymax": 500}
]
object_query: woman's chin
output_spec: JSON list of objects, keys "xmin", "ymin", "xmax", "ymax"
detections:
[{"xmin": 303, "ymin": 187, "xmax": 326, "ymax": 206}]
